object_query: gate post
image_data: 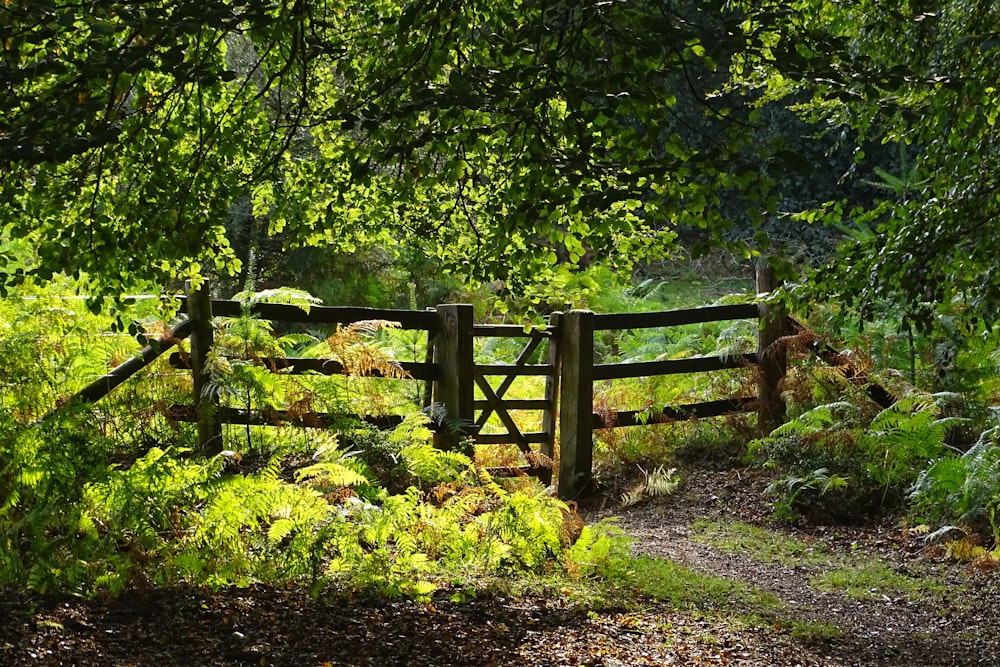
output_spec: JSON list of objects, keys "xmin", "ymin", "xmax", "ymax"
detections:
[
  {"xmin": 538, "ymin": 311, "xmax": 563, "ymax": 486},
  {"xmin": 186, "ymin": 281, "xmax": 222, "ymax": 455},
  {"xmin": 756, "ymin": 260, "xmax": 787, "ymax": 435},
  {"xmin": 558, "ymin": 309, "xmax": 594, "ymax": 499},
  {"xmin": 433, "ymin": 304, "xmax": 475, "ymax": 452}
]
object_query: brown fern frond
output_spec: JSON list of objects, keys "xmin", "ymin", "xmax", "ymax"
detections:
[
  {"xmin": 286, "ymin": 387, "xmax": 316, "ymax": 421},
  {"xmin": 560, "ymin": 506, "xmax": 585, "ymax": 545},
  {"xmin": 593, "ymin": 395, "xmax": 618, "ymax": 429},
  {"xmin": 813, "ymin": 365, "xmax": 853, "ymax": 382},
  {"xmin": 777, "ymin": 329, "xmax": 819, "ymax": 353},
  {"xmin": 326, "ymin": 320, "xmax": 411, "ymax": 380},
  {"xmin": 524, "ymin": 451, "xmax": 554, "ymax": 470},
  {"xmin": 352, "ymin": 319, "xmax": 401, "ymax": 334},
  {"xmin": 620, "ymin": 485, "xmax": 646, "ymax": 507},
  {"xmin": 875, "ymin": 371, "xmax": 917, "ymax": 404}
]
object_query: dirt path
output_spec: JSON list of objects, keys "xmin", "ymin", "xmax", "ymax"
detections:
[
  {"xmin": 1, "ymin": 465, "xmax": 997, "ymax": 666},
  {"xmin": 586, "ymin": 466, "xmax": 1000, "ymax": 666}
]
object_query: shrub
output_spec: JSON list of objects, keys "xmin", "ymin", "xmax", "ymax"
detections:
[
  {"xmin": 910, "ymin": 425, "xmax": 1000, "ymax": 541},
  {"xmin": 749, "ymin": 393, "xmax": 963, "ymax": 522}
]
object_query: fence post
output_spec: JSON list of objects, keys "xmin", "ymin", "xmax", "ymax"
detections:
[
  {"xmin": 421, "ymin": 308, "xmax": 436, "ymax": 409},
  {"xmin": 558, "ymin": 309, "xmax": 594, "ymax": 499},
  {"xmin": 538, "ymin": 311, "xmax": 563, "ymax": 486},
  {"xmin": 756, "ymin": 260, "xmax": 787, "ymax": 435},
  {"xmin": 186, "ymin": 281, "xmax": 222, "ymax": 455},
  {"xmin": 433, "ymin": 303, "xmax": 475, "ymax": 452}
]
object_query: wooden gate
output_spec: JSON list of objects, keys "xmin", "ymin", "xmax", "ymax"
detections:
[
  {"xmin": 59, "ymin": 290, "xmax": 852, "ymax": 499},
  {"xmin": 469, "ymin": 316, "xmax": 561, "ymax": 484}
]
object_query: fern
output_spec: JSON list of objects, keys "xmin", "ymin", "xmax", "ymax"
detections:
[
  {"xmin": 326, "ymin": 320, "xmax": 408, "ymax": 378},
  {"xmin": 911, "ymin": 426, "xmax": 1000, "ymax": 530},
  {"xmin": 711, "ymin": 320, "xmax": 757, "ymax": 360},
  {"xmin": 296, "ymin": 462, "xmax": 369, "ymax": 489},
  {"xmin": 0, "ymin": 282, "xmax": 629, "ymax": 595},
  {"xmin": 400, "ymin": 443, "xmax": 471, "ymax": 488},
  {"xmin": 863, "ymin": 393, "xmax": 965, "ymax": 495},
  {"xmin": 621, "ymin": 466, "xmax": 680, "ymax": 506},
  {"xmin": 646, "ymin": 466, "xmax": 681, "ymax": 497},
  {"xmin": 752, "ymin": 392, "xmax": 960, "ymax": 520},
  {"xmin": 384, "ymin": 413, "xmax": 472, "ymax": 488},
  {"xmin": 267, "ymin": 518, "xmax": 297, "ymax": 545},
  {"xmin": 231, "ymin": 287, "xmax": 322, "ymax": 313},
  {"xmin": 767, "ymin": 401, "xmax": 858, "ymax": 438}
]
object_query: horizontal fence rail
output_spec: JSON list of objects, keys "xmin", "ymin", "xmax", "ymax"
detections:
[
  {"xmin": 593, "ymin": 353, "xmax": 757, "ymax": 381},
  {"xmin": 596, "ymin": 397, "xmax": 758, "ymax": 429},
  {"xmin": 472, "ymin": 324, "xmax": 553, "ymax": 338},
  {"xmin": 59, "ymin": 283, "xmax": 853, "ymax": 498},
  {"xmin": 166, "ymin": 405, "xmax": 407, "ymax": 431},
  {"xmin": 178, "ymin": 297, "xmax": 438, "ymax": 330},
  {"xmin": 168, "ymin": 353, "xmax": 441, "ymax": 381},
  {"xmin": 592, "ymin": 303, "xmax": 760, "ymax": 330}
]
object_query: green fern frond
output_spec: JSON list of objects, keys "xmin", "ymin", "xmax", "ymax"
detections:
[
  {"xmin": 232, "ymin": 287, "xmax": 322, "ymax": 313},
  {"xmin": 275, "ymin": 332, "xmax": 320, "ymax": 351},
  {"xmin": 296, "ymin": 462, "xmax": 369, "ymax": 488},
  {"xmin": 769, "ymin": 401, "xmax": 856, "ymax": 438},
  {"xmin": 267, "ymin": 518, "xmax": 296, "ymax": 544},
  {"xmin": 400, "ymin": 442, "xmax": 472, "ymax": 487},
  {"xmin": 17, "ymin": 467, "xmax": 45, "ymax": 490},
  {"xmin": 258, "ymin": 457, "xmax": 283, "ymax": 484},
  {"xmin": 389, "ymin": 413, "xmax": 436, "ymax": 446}
]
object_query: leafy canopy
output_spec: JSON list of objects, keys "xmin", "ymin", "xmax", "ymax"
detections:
[
  {"xmin": 742, "ymin": 0, "xmax": 1000, "ymax": 328},
  {"xmin": 1, "ymin": 1, "xmax": 786, "ymax": 301}
]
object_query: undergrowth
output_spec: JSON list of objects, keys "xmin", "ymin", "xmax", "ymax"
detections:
[
  {"xmin": 0, "ymin": 285, "xmax": 623, "ymax": 599},
  {"xmin": 7, "ymin": 268, "xmax": 1000, "ymax": 604},
  {"xmin": 749, "ymin": 390, "xmax": 964, "ymax": 522}
]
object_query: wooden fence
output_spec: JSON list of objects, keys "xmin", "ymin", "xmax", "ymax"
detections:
[{"xmin": 66, "ymin": 284, "xmax": 794, "ymax": 499}]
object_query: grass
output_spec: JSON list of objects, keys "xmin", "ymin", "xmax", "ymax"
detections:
[
  {"xmin": 691, "ymin": 519, "xmax": 959, "ymax": 606},
  {"xmin": 810, "ymin": 562, "xmax": 950, "ymax": 601},
  {"xmin": 786, "ymin": 620, "xmax": 843, "ymax": 641},
  {"xmin": 597, "ymin": 555, "xmax": 847, "ymax": 641},
  {"xmin": 691, "ymin": 519, "xmax": 832, "ymax": 568},
  {"xmin": 617, "ymin": 556, "xmax": 783, "ymax": 612}
]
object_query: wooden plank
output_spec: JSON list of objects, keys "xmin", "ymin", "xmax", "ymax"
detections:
[
  {"xmin": 475, "ymin": 372, "xmax": 531, "ymax": 453},
  {"xmin": 168, "ymin": 354, "xmax": 439, "ymax": 381},
  {"xmin": 473, "ymin": 324, "xmax": 552, "ymax": 338},
  {"xmin": 167, "ymin": 405, "xmax": 406, "ymax": 430},
  {"xmin": 475, "ymin": 336, "xmax": 544, "ymax": 427},
  {"xmin": 558, "ymin": 310, "xmax": 595, "ymax": 499},
  {"xmin": 476, "ymin": 363, "xmax": 553, "ymax": 376},
  {"xmin": 473, "ymin": 432, "xmax": 550, "ymax": 445},
  {"xmin": 66, "ymin": 319, "xmax": 193, "ymax": 405},
  {"xmin": 540, "ymin": 311, "xmax": 562, "ymax": 471},
  {"xmin": 474, "ymin": 399, "xmax": 549, "ymax": 411},
  {"xmin": 434, "ymin": 304, "xmax": 475, "ymax": 451},
  {"xmin": 176, "ymin": 297, "xmax": 437, "ymax": 330},
  {"xmin": 593, "ymin": 303, "xmax": 759, "ymax": 331},
  {"xmin": 595, "ymin": 397, "xmax": 757, "ymax": 428},
  {"xmin": 593, "ymin": 353, "xmax": 756, "ymax": 380}
]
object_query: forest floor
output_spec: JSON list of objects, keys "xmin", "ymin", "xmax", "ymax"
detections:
[{"xmin": 2, "ymin": 462, "xmax": 997, "ymax": 666}]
